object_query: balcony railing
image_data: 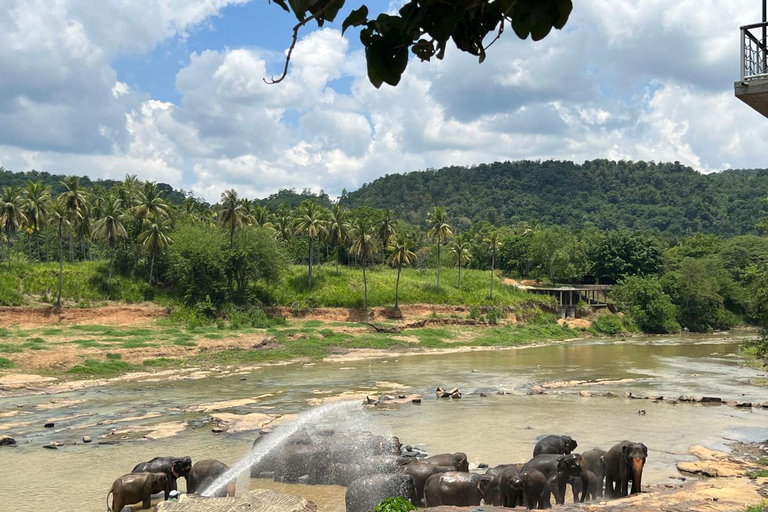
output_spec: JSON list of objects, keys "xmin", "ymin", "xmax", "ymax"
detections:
[{"xmin": 741, "ymin": 22, "xmax": 768, "ymax": 81}]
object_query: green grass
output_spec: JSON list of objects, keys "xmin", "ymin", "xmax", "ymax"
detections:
[
  {"xmin": 0, "ymin": 345, "xmax": 24, "ymax": 353},
  {"xmin": 745, "ymin": 469, "xmax": 768, "ymax": 478},
  {"xmin": 588, "ymin": 314, "xmax": 639, "ymax": 336},
  {"xmin": 743, "ymin": 502, "xmax": 767, "ymax": 512},
  {"xmin": 267, "ymin": 264, "xmax": 554, "ymax": 309},
  {"xmin": 0, "ymin": 357, "xmax": 16, "ymax": 369},
  {"xmin": 66, "ymin": 358, "xmax": 138, "ymax": 376}
]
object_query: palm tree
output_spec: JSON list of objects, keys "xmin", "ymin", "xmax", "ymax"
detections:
[
  {"xmin": 387, "ymin": 236, "xmax": 416, "ymax": 308},
  {"xmin": 92, "ymin": 198, "xmax": 127, "ymax": 289},
  {"xmin": 252, "ymin": 205, "xmax": 272, "ymax": 228},
  {"xmin": 50, "ymin": 201, "xmax": 70, "ymax": 309},
  {"xmin": 294, "ymin": 200, "xmax": 327, "ymax": 288},
  {"xmin": 138, "ymin": 214, "xmax": 173, "ymax": 285},
  {"xmin": 350, "ymin": 217, "xmax": 377, "ymax": 309},
  {"xmin": 449, "ymin": 235, "xmax": 473, "ymax": 289},
  {"xmin": 58, "ymin": 176, "xmax": 86, "ymax": 261},
  {"xmin": 327, "ymin": 204, "xmax": 351, "ymax": 274},
  {"xmin": 23, "ymin": 180, "xmax": 50, "ymax": 261},
  {"xmin": 0, "ymin": 186, "xmax": 28, "ymax": 269},
  {"xmin": 378, "ymin": 209, "xmax": 398, "ymax": 261},
  {"xmin": 218, "ymin": 189, "xmax": 247, "ymax": 248},
  {"xmin": 485, "ymin": 231, "xmax": 503, "ymax": 299},
  {"xmin": 427, "ymin": 207, "xmax": 452, "ymax": 288}
]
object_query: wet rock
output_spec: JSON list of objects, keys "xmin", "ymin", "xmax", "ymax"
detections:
[
  {"xmin": 697, "ymin": 396, "xmax": 722, "ymax": 404},
  {"xmin": 44, "ymin": 422, "xmax": 54, "ymax": 428},
  {"xmin": 604, "ymin": 391, "xmax": 617, "ymax": 398},
  {"xmin": 82, "ymin": 436, "xmax": 92, "ymax": 443},
  {"xmin": 156, "ymin": 489, "xmax": 317, "ymax": 512},
  {"xmin": 479, "ymin": 393, "xmax": 487, "ymax": 398},
  {"xmin": 0, "ymin": 435, "xmax": 17, "ymax": 446},
  {"xmin": 477, "ymin": 463, "xmax": 488, "ymax": 469},
  {"xmin": 529, "ymin": 386, "xmax": 545, "ymax": 395},
  {"xmin": 679, "ymin": 395, "xmax": 694, "ymax": 402},
  {"xmin": 43, "ymin": 444, "xmax": 58, "ymax": 450},
  {"xmin": 211, "ymin": 427, "xmax": 224, "ymax": 433},
  {"xmin": 676, "ymin": 446, "xmax": 747, "ymax": 477},
  {"xmin": 649, "ymin": 395, "xmax": 664, "ymax": 401},
  {"xmin": 579, "ymin": 390, "xmax": 594, "ymax": 397},
  {"xmin": 98, "ymin": 440, "xmax": 119, "ymax": 445},
  {"xmin": 411, "ymin": 398, "xmax": 421, "ymax": 405}
]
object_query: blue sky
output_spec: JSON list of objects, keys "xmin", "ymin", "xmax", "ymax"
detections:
[{"xmin": 0, "ymin": 0, "xmax": 766, "ymax": 202}]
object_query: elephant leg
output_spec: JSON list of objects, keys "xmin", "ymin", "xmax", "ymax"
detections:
[
  {"xmin": 226, "ymin": 482, "xmax": 236, "ymax": 497},
  {"xmin": 113, "ymin": 495, "xmax": 124, "ymax": 512}
]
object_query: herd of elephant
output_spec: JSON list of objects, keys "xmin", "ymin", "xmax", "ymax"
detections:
[
  {"xmin": 105, "ymin": 430, "xmax": 647, "ymax": 512},
  {"xmin": 106, "ymin": 457, "xmax": 235, "ymax": 512}
]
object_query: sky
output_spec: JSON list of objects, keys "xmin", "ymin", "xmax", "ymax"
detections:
[{"xmin": 1, "ymin": 0, "xmax": 767, "ymax": 203}]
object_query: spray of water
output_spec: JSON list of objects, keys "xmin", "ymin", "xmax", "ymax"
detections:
[{"xmin": 200, "ymin": 400, "xmax": 364, "ymax": 497}]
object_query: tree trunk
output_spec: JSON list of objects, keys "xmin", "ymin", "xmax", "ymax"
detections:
[
  {"xmin": 56, "ymin": 222, "xmax": 63, "ymax": 309},
  {"xmin": 308, "ymin": 236, "xmax": 313, "ymax": 288},
  {"xmin": 7, "ymin": 237, "xmax": 11, "ymax": 270},
  {"xmin": 36, "ymin": 231, "xmax": 42, "ymax": 262},
  {"xmin": 149, "ymin": 253, "xmax": 155, "ymax": 285},
  {"xmin": 436, "ymin": 242, "xmax": 441, "ymax": 288},
  {"xmin": 395, "ymin": 264, "xmax": 401, "ymax": 308},
  {"xmin": 27, "ymin": 232, "xmax": 32, "ymax": 262},
  {"xmin": 69, "ymin": 231, "xmax": 74, "ymax": 262},
  {"xmin": 108, "ymin": 246, "xmax": 114, "ymax": 291},
  {"xmin": 335, "ymin": 248, "xmax": 340, "ymax": 275},
  {"xmin": 490, "ymin": 250, "xmax": 495, "ymax": 299},
  {"xmin": 458, "ymin": 262, "xmax": 461, "ymax": 289},
  {"xmin": 362, "ymin": 258, "xmax": 368, "ymax": 309},
  {"xmin": 230, "ymin": 225, "xmax": 234, "ymax": 249}
]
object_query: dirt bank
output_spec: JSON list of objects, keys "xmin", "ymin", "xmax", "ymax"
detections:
[
  {"xmin": 265, "ymin": 304, "xmax": 517, "ymax": 323},
  {"xmin": 0, "ymin": 305, "xmax": 167, "ymax": 328}
]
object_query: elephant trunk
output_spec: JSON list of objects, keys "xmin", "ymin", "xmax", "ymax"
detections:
[{"xmin": 630, "ymin": 459, "xmax": 644, "ymax": 495}]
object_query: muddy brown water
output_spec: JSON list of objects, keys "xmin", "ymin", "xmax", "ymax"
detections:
[{"xmin": 1, "ymin": 332, "xmax": 768, "ymax": 512}]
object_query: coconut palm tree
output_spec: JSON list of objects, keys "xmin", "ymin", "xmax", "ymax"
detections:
[
  {"xmin": 58, "ymin": 176, "xmax": 87, "ymax": 262},
  {"xmin": 0, "ymin": 186, "xmax": 28, "ymax": 269},
  {"xmin": 327, "ymin": 204, "xmax": 351, "ymax": 274},
  {"xmin": 449, "ymin": 235, "xmax": 472, "ymax": 289},
  {"xmin": 252, "ymin": 205, "xmax": 272, "ymax": 228},
  {"xmin": 350, "ymin": 217, "xmax": 377, "ymax": 309},
  {"xmin": 50, "ymin": 200, "xmax": 70, "ymax": 309},
  {"xmin": 387, "ymin": 236, "xmax": 416, "ymax": 308},
  {"xmin": 427, "ymin": 207, "xmax": 452, "ymax": 288},
  {"xmin": 294, "ymin": 200, "xmax": 327, "ymax": 288},
  {"xmin": 218, "ymin": 189, "xmax": 247, "ymax": 248},
  {"xmin": 138, "ymin": 213, "xmax": 173, "ymax": 285},
  {"xmin": 23, "ymin": 180, "xmax": 50, "ymax": 262},
  {"xmin": 378, "ymin": 209, "xmax": 398, "ymax": 261},
  {"xmin": 484, "ymin": 231, "xmax": 503, "ymax": 299},
  {"xmin": 92, "ymin": 198, "xmax": 128, "ymax": 290}
]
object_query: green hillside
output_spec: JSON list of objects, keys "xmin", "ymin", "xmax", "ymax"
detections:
[{"xmin": 340, "ymin": 160, "xmax": 768, "ymax": 236}]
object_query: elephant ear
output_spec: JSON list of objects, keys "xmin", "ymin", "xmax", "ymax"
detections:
[
  {"xmin": 641, "ymin": 444, "xmax": 648, "ymax": 456},
  {"xmin": 477, "ymin": 476, "xmax": 492, "ymax": 495}
]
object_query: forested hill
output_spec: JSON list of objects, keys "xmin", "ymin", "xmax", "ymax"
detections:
[{"xmin": 340, "ymin": 160, "xmax": 768, "ymax": 236}]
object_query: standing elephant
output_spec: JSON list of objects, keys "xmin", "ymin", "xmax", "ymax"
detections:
[
  {"xmin": 533, "ymin": 435, "xmax": 578, "ymax": 457},
  {"xmin": 498, "ymin": 466, "xmax": 525, "ymax": 508},
  {"xmin": 423, "ymin": 471, "xmax": 493, "ymax": 507},
  {"xmin": 397, "ymin": 462, "xmax": 455, "ymax": 502},
  {"xmin": 604, "ymin": 441, "xmax": 647, "ymax": 498},
  {"xmin": 107, "ymin": 472, "xmax": 168, "ymax": 512},
  {"xmin": 346, "ymin": 474, "xmax": 417, "ymax": 512},
  {"xmin": 520, "ymin": 470, "xmax": 551, "ymax": 510},
  {"xmin": 581, "ymin": 448, "xmax": 606, "ymax": 497},
  {"xmin": 483, "ymin": 464, "xmax": 520, "ymax": 506},
  {"xmin": 522, "ymin": 453, "xmax": 588, "ymax": 505},
  {"xmin": 422, "ymin": 452, "xmax": 469, "ymax": 472},
  {"xmin": 132, "ymin": 456, "xmax": 192, "ymax": 497},
  {"xmin": 569, "ymin": 469, "xmax": 600, "ymax": 502},
  {"xmin": 187, "ymin": 459, "xmax": 235, "ymax": 497}
]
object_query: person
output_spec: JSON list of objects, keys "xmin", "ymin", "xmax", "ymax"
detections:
[{"xmin": 168, "ymin": 490, "xmax": 180, "ymax": 501}]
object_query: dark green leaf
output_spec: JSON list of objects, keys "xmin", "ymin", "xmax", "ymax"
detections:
[
  {"xmin": 270, "ymin": 0, "xmax": 290, "ymax": 13},
  {"xmin": 342, "ymin": 5, "xmax": 369, "ymax": 34},
  {"xmin": 511, "ymin": 17, "xmax": 530, "ymax": 39}
]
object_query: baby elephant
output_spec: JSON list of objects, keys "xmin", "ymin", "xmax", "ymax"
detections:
[
  {"xmin": 107, "ymin": 472, "xmax": 168, "ymax": 512},
  {"xmin": 533, "ymin": 435, "xmax": 578, "ymax": 457},
  {"xmin": 424, "ymin": 472, "xmax": 493, "ymax": 507},
  {"xmin": 187, "ymin": 459, "xmax": 236, "ymax": 497}
]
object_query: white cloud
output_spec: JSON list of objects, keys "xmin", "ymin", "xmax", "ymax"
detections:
[{"xmin": 1, "ymin": 0, "xmax": 768, "ymax": 203}]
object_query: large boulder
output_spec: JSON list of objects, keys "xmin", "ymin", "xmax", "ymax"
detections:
[{"xmin": 156, "ymin": 489, "xmax": 316, "ymax": 512}]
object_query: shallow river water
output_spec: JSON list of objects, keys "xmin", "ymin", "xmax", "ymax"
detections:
[{"xmin": 2, "ymin": 332, "xmax": 768, "ymax": 512}]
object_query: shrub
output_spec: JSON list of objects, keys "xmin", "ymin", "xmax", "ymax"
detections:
[
  {"xmin": 469, "ymin": 306, "xmax": 482, "ymax": 320},
  {"xmin": 372, "ymin": 497, "xmax": 416, "ymax": 512},
  {"xmin": 66, "ymin": 359, "xmax": 136, "ymax": 376},
  {"xmin": 614, "ymin": 276, "xmax": 680, "ymax": 333},
  {"xmin": 589, "ymin": 314, "xmax": 636, "ymax": 336},
  {"xmin": 486, "ymin": 308, "xmax": 502, "ymax": 325},
  {"xmin": 0, "ymin": 357, "xmax": 16, "ymax": 369},
  {"xmin": 530, "ymin": 311, "xmax": 558, "ymax": 325}
]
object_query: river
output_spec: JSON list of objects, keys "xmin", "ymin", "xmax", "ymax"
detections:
[{"xmin": 1, "ymin": 331, "xmax": 767, "ymax": 512}]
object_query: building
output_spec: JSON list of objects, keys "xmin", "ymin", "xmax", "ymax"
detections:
[{"xmin": 735, "ymin": 1, "xmax": 768, "ymax": 117}]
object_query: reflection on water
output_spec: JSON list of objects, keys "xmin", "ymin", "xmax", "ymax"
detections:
[{"xmin": 1, "ymin": 332, "xmax": 767, "ymax": 512}]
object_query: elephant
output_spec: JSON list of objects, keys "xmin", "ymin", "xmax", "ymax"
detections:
[
  {"xmin": 569, "ymin": 469, "xmax": 600, "ymax": 502},
  {"xmin": 522, "ymin": 453, "xmax": 588, "ymax": 505},
  {"xmin": 580, "ymin": 448, "xmax": 606, "ymax": 497},
  {"xmin": 107, "ymin": 472, "xmax": 168, "ymax": 512},
  {"xmin": 397, "ymin": 462, "xmax": 455, "ymax": 502},
  {"xmin": 345, "ymin": 474, "xmax": 417, "ymax": 512},
  {"xmin": 187, "ymin": 459, "xmax": 235, "ymax": 497},
  {"xmin": 483, "ymin": 464, "xmax": 519, "ymax": 506},
  {"xmin": 422, "ymin": 452, "xmax": 469, "ymax": 472},
  {"xmin": 497, "ymin": 465, "xmax": 525, "ymax": 508},
  {"xmin": 533, "ymin": 435, "xmax": 578, "ymax": 457},
  {"xmin": 274, "ymin": 443, "xmax": 323, "ymax": 484},
  {"xmin": 423, "ymin": 471, "xmax": 493, "ymax": 507},
  {"xmin": 604, "ymin": 441, "xmax": 647, "ymax": 498},
  {"xmin": 332, "ymin": 463, "xmax": 366, "ymax": 487},
  {"xmin": 132, "ymin": 456, "xmax": 192, "ymax": 497},
  {"xmin": 520, "ymin": 470, "xmax": 552, "ymax": 510}
]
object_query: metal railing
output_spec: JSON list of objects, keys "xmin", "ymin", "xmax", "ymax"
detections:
[{"xmin": 741, "ymin": 21, "xmax": 768, "ymax": 81}]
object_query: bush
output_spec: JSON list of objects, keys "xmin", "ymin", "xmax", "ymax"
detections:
[
  {"xmin": 589, "ymin": 314, "xmax": 636, "ymax": 336},
  {"xmin": 614, "ymin": 276, "xmax": 680, "ymax": 333},
  {"xmin": 373, "ymin": 497, "xmax": 416, "ymax": 512},
  {"xmin": 66, "ymin": 359, "xmax": 136, "ymax": 376},
  {"xmin": 0, "ymin": 357, "xmax": 16, "ymax": 369},
  {"xmin": 530, "ymin": 311, "xmax": 558, "ymax": 325},
  {"xmin": 486, "ymin": 308, "xmax": 502, "ymax": 325}
]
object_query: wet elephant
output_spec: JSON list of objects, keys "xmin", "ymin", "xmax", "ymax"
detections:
[
  {"xmin": 397, "ymin": 462, "xmax": 455, "ymax": 502},
  {"xmin": 132, "ymin": 456, "xmax": 191, "ymax": 497},
  {"xmin": 580, "ymin": 448, "xmax": 606, "ymax": 497},
  {"xmin": 533, "ymin": 435, "xmax": 578, "ymax": 457},
  {"xmin": 107, "ymin": 472, "xmax": 168, "ymax": 512},
  {"xmin": 483, "ymin": 464, "xmax": 520, "ymax": 506},
  {"xmin": 187, "ymin": 459, "xmax": 235, "ymax": 497},
  {"xmin": 569, "ymin": 469, "xmax": 599, "ymax": 502},
  {"xmin": 497, "ymin": 466, "xmax": 525, "ymax": 508},
  {"xmin": 520, "ymin": 470, "xmax": 551, "ymax": 510},
  {"xmin": 345, "ymin": 474, "xmax": 417, "ymax": 512},
  {"xmin": 274, "ymin": 444, "xmax": 322, "ymax": 484},
  {"xmin": 604, "ymin": 441, "xmax": 647, "ymax": 498},
  {"xmin": 522, "ymin": 453, "xmax": 588, "ymax": 505},
  {"xmin": 422, "ymin": 452, "xmax": 469, "ymax": 472},
  {"xmin": 423, "ymin": 471, "xmax": 493, "ymax": 507}
]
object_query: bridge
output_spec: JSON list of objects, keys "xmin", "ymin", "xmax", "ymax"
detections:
[
  {"xmin": 735, "ymin": 0, "xmax": 768, "ymax": 117},
  {"xmin": 525, "ymin": 285, "xmax": 614, "ymax": 318}
]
